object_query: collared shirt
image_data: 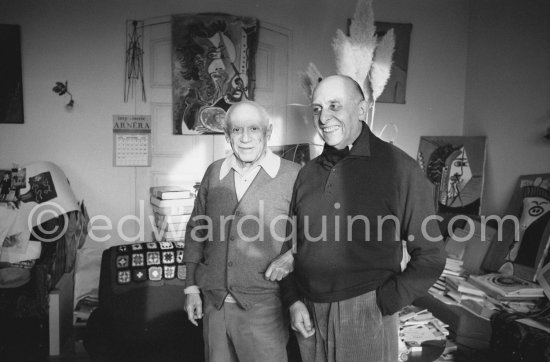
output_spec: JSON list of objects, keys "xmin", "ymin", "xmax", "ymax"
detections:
[{"xmin": 220, "ymin": 149, "xmax": 281, "ymax": 201}]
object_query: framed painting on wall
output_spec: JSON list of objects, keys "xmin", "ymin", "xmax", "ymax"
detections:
[
  {"xmin": 0, "ymin": 24, "xmax": 24, "ymax": 124},
  {"xmin": 417, "ymin": 136, "xmax": 487, "ymax": 216},
  {"xmin": 171, "ymin": 13, "xmax": 259, "ymax": 135},
  {"xmin": 374, "ymin": 22, "xmax": 412, "ymax": 104}
]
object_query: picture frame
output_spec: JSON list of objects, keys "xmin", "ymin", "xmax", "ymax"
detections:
[
  {"xmin": 417, "ymin": 136, "xmax": 487, "ymax": 216},
  {"xmin": 375, "ymin": 22, "xmax": 412, "ymax": 104},
  {"xmin": 171, "ymin": 13, "xmax": 259, "ymax": 135},
  {"xmin": 0, "ymin": 24, "xmax": 24, "ymax": 124},
  {"xmin": 0, "ymin": 168, "xmax": 25, "ymax": 203}
]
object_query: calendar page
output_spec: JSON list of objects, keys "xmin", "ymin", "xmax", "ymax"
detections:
[{"xmin": 113, "ymin": 115, "xmax": 152, "ymax": 167}]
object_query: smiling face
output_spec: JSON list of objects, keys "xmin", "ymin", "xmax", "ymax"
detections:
[
  {"xmin": 311, "ymin": 76, "xmax": 368, "ymax": 149},
  {"xmin": 225, "ymin": 102, "xmax": 272, "ymax": 168}
]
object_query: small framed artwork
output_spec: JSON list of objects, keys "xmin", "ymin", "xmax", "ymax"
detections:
[
  {"xmin": 0, "ymin": 24, "xmax": 24, "ymax": 124},
  {"xmin": 417, "ymin": 136, "xmax": 487, "ymax": 216},
  {"xmin": 0, "ymin": 168, "xmax": 26, "ymax": 203},
  {"xmin": 375, "ymin": 22, "xmax": 412, "ymax": 104}
]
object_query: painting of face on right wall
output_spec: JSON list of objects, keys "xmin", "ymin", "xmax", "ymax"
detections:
[{"xmin": 417, "ymin": 136, "xmax": 487, "ymax": 216}]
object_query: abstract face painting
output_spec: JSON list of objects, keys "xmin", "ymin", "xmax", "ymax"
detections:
[
  {"xmin": 417, "ymin": 136, "xmax": 487, "ymax": 216},
  {"xmin": 446, "ymin": 146, "xmax": 473, "ymax": 207},
  {"xmin": 172, "ymin": 14, "xmax": 258, "ymax": 135}
]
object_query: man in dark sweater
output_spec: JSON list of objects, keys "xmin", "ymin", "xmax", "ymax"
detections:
[
  {"xmin": 183, "ymin": 101, "xmax": 300, "ymax": 362},
  {"xmin": 280, "ymin": 75, "xmax": 446, "ymax": 362}
]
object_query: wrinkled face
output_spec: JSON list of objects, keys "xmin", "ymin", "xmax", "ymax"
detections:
[
  {"xmin": 311, "ymin": 76, "xmax": 366, "ymax": 150},
  {"xmin": 225, "ymin": 103, "xmax": 272, "ymax": 167}
]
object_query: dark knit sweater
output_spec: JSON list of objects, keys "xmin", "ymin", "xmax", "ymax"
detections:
[
  {"xmin": 281, "ymin": 125, "xmax": 446, "ymax": 316},
  {"xmin": 184, "ymin": 157, "xmax": 300, "ymax": 310}
]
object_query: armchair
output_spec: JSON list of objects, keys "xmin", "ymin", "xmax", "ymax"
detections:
[{"xmin": 84, "ymin": 241, "xmax": 204, "ymax": 362}]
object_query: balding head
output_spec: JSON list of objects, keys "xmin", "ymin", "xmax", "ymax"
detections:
[
  {"xmin": 310, "ymin": 75, "xmax": 369, "ymax": 149},
  {"xmin": 313, "ymin": 75, "xmax": 369, "ymax": 105}
]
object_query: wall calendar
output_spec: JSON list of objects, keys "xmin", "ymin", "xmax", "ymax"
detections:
[{"xmin": 113, "ymin": 115, "xmax": 151, "ymax": 167}]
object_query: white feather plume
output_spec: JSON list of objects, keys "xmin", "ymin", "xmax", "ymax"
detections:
[
  {"xmin": 369, "ymin": 29, "xmax": 395, "ymax": 102},
  {"xmin": 350, "ymin": 0, "xmax": 376, "ymax": 47},
  {"xmin": 332, "ymin": 0, "xmax": 378, "ymax": 97}
]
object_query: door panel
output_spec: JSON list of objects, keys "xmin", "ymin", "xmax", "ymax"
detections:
[{"xmin": 134, "ymin": 20, "xmax": 291, "ymax": 239}]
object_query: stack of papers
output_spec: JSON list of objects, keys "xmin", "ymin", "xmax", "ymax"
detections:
[
  {"xmin": 150, "ymin": 186, "xmax": 195, "ymax": 242},
  {"xmin": 399, "ymin": 305, "xmax": 450, "ymax": 355},
  {"xmin": 430, "ymin": 257, "xmax": 464, "ymax": 296},
  {"xmin": 446, "ymin": 276, "xmax": 486, "ymax": 303},
  {"xmin": 469, "ymin": 273, "xmax": 544, "ymax": 300}
]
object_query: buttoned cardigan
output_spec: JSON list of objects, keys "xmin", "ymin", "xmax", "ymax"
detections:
[{"xmin": 184, "ymin": 157, "xmax": 300, "ymax": 310}]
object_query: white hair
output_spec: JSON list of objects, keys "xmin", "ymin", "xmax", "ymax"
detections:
[{"xmin": 223, "ymin": 100, "xmax": 271, "ymax": 131}]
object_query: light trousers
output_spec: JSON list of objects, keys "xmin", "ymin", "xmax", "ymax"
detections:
[{"xmin": 202, "ymin": 294, "xmax": 288, "ymax": 362}]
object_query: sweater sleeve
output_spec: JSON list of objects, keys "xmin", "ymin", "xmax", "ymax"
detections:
[
  {"xmin": 279, "ymin": 177, "xmax": 301, "ymax": 308},
  {"xmin": 183, "ymin": 165, "xmax": 212, "ymax": 288},
  {"xmin": 376, "ymin": 164, "xmax": 446, "ymax": 315}
]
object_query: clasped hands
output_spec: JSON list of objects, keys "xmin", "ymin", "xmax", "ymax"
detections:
[{"xmin": 263, "ymin": 249, "xmax": 294, "ymax": 281}]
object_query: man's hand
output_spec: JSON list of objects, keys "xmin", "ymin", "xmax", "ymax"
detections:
[
  {"xmin": 290, "ymin": 301, "xmax": 315, "ymax": 338},
  {"xmin": 264, "ymin": 249, "xmax": 294, "ymax": 281},
  {"xmin": 184, "ymin": 293, "xmax": 203, "ymax": 326}
]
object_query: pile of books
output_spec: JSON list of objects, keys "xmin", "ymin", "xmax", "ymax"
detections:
[
  {"xmin": 442, "ymin": 257, "xmax": 464, "ymax": 278},
  {"xmin": 445, "ymin": 275, "xmax": 499, "ymax": 319},
  {"xmin": 429, "ymin": 257, "xmax": 464, "ymax": 296},
  {"xmin": 446, "ymin": 275, "xmax": 486, "ymax": 303},
  {"xmin": 468, "ymin": 273, "xmax": 545, "ymax": 300},
  {"xmin": 150, "ymin": 186, "xmax": 195, "ymax": 242},
  {"xmin": 398, "ymin": 305, "xmax": 450, "ymax": 358}
]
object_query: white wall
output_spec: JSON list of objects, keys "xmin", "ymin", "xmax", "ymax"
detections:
[
  {"xmin": 0, "ymin": 0, "xmax": 469, "ymax": 244},
  {"xmin": 463, "ymin": 0, "xmax": 550, "ymax": 215}
]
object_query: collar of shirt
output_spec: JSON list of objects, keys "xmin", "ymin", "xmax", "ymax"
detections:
[
  {"xmin": 319, "ymin": 123, "xmax": 371, "ymax": 168},
  {"xmin": 348, "ymin": 122, "xmax": 371, "ymax": 157},
  {"xmin": 219, "ymin": 149, "xmax": 281, "ymax": 181}
]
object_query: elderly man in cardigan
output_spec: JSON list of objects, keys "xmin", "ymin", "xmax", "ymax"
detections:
[{"xmin": 183, "ymin": 100, "xmax": 300, "ymax": 362}]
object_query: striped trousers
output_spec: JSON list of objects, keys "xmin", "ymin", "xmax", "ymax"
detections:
[{"xmin": 296, "ymin": 291, "xmax": 399, "ymax": 362}]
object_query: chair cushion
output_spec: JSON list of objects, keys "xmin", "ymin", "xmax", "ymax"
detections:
[{"xmin": 108, "ymin": 241, "xmax": 186, "ymax": 294}]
